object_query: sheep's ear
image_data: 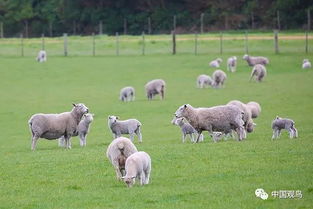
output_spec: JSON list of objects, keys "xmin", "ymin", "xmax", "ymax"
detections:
[
  {"xmin": 72, "ymin": 103, "xmax": 77, "ymax": 107},
  {"xmin": 108, "ymin": 116, "xmax": 111, "ymax": 119},
  {"xmin": 116, "ymin": 116, "xmax": 119, "ymax": 119},
  {"xmin": 276, "ymin": 116, "xmax": 279, "ymax": 119},
  {"xmin": 184, "ymin": 104, "xmax": 188, "ymax": 109}
]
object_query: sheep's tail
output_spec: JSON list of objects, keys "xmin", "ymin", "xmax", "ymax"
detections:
[{"xmin": 117, "ymin": 142, "xmax": 124, "ymax": 150}]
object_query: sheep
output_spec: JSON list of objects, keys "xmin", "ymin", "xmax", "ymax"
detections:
[
  {"xmin": 246, "ymin": 101, "xmax": 261, "ymax": 119},
  {"xmin": 36, "ymin": 50, "xmax": 47, "ymax": 62},
  {"xmin": 227, "ymin": 100, "xmax": 256, "ymax": 135},
  {"xmin": 209, "ymin": 58, "xmax": 222, "ymax": 68},
  {"xmin": 106, "ymin": 137, "xmax": 138, "ymax": 180},
  {"xmin": 302, "ymin": 59, "xmax": 311, "ymax": 69},
  {"xmin": 243, "ymin": 54, "xmax": 269, "ymax": 66},
  {"xmin": 58, "ymin": 113, "xmax": 94, "ymax": 147},
  {"xmin": 250, "ymin": 64, "xmax": 267, "ymax": 82},
  {"xmin": 28, "ymin": 103, "xmax": 89, "ymax": 150},
  {"xmin": 122, "ymin": 151, "xmax": 151, "ymax": 187},
  {"xmin": 120, "ymin": 86, "xmax": 135, "ymax": 102},
  {"xmin": 145, "ymin": 79, "xmax": 166, "ymax": 100},
  {"xmin": 272, "ymin": 116, "xmax": 298, "ymax": 139},
  {"xmin": 171, "ymin": 117, "xmax": 204, "ymax": 143},
  {"xmin": 227, "ymin": 56, "xmax": 237, "ymax": 72},
  {"xmin": 174, "ymin": 104, "xmax": 246, "ymax": 142},
  {"xmin": 212, "ymin": 70, "xmax": 227, "ymax": 88},
  {"xmin": 197, "ymin": 74, "xmax": 213, "ymax": 88},
  {"xmin": 108, "ymin": 115, "xmax": 142, "ymax": 142}
]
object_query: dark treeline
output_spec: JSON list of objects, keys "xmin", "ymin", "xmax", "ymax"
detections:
[{"xmin": 0, "ymin": 0, "xmax": 312, "ymax": 37}]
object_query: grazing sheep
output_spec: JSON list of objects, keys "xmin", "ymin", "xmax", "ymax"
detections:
[
  {"xmin": 272, "ymin": 116, "xmax": 298, "ymax": 139},
  {"xmin": 28, "ymin": 103, "xmax": 89, "ymax": 150},
  {"xmin": 243, "ymin": 54, "xmax": 269, "ymax": 66},
  {"xmin": 171, "ymin": 117, "xmax": 204, "ymax": 143},
  {"xmin": 227, "ymin": 56, "xmax": 237, "ymax": 72},
  {"xmin": 58, "ymin": 113, "xmax": 94, "ymax": 147},
  {"xmin": 36, "ymin": 50, "xmax": 47, "ymax": 62},
  {"xmin": 246, "ymin": 101, "xmax": 261, "ymax": 119},
  {"xmin": 174, "ymin": 104, "xmax": 246, "ymax": 142},
  {"xmin": 197, "ymin": 74, "xmax": 213, "ymax": 88},
  {"xmin": 106, "ymin": 137, "xmax": 138, "ymax": 180},
  {"xmin": 212, "ymin": 70, "xmax": 227, "ymax": 88},
  {"xmin": 122, "ymin": 151, "xmax": 151, "ymax": 187},
  {"xmin": 108, "ymin": 115, "xmax": 142, "ymax": 142},
  {"xmin": 145, "ymin": 79, "xmax": 166, "ymax": 100},
  {"xmin": 209, "ymin": 58, "xmax": 222, "ymax": 68},
  {"xmin": 302, "ymin": 59, "xmax": 311, "ymax": 69},
  {"xmin": 120, "ymin": 86, "xmax": 135, "ymax": 102},
  {"xmin": 250, "ymin": 64, "xmax": 267, "ymax": 82},
  {"xmin": 227, "ymin": 100, "xmax": 255, "ymax": 135}
]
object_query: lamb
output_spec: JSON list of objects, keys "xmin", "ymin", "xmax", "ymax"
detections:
[
  {"xmin": 58, "ymin": 113, "xmax": 94, "ymax": 147},
  {"xmin": 171, "ymin": 117, "xmax": 204, "ymax": 143},
  {"xmin": 28, "ymin": 103, "xmax": 89, "ymax": 150},
  {"xmin": 120, "ymin": 86, "xmax": 135, "ymax": 102},
  {"xmin": 122, "ymin": 151, "xmax": 151, "ymax": 187},
  {"xmin": 212, "ymin": 70, "xmax": 227, "ymax": 88},
  {"xmin": 174, "ymin": 104, "xmax": 246, "ymax": 142},
  {"xmin": 227, "ymin": 56, "xmax": 237, "ymax": 72},
  {"xmin": 209, "ymin": 58, "xmax": 222, "ymax": 68},
  {"xmin": 106, "ymin": 137, "xmax": 138, "ymax": 180},
  {"xmin": 302, "ymin": 59, "xmax": 311, "ymax": 69},
  {"xmin": 250, "ymin": 64, "xmax": 267, "ymax": 82},
  {"xmin": 36, "ymin": 50, "xmax": 47, "ymax": 62},
  {"xmin": 227, "ymin": 100, "xmax": 256, "ymax": 135},
  {"xmin": 272, "ymin": 116, "xmax": 298, "ymax": 139},
  {"xmin": 243, "ymin": 54, "xmax": 269, "ymax": 66},
  {"xmin": 246, "ymin": 101, "xmax": 261, "ymax": 119},
  {"xmin": 197, "ymin": 74, "xmax": 213, "ymax": 88},
  {"xmin": 108, "ymin": 115, "xmax": 142, "ymax": 142},
  {"xmin": 145, "ymin": 79, "xmax": 166, "ymax": 100}
]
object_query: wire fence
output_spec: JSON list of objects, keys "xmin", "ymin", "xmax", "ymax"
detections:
[{"xmin": 0, "ymin": 31, "xmax": 311, "ymax": 57}]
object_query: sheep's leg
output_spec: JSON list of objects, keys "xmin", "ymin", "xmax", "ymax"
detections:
[
  {"xmin": 195, "ymin": 130, "xmax": 203, "ymax": 143},
  {"xmin": 144, "ymin": 169, "xmax": 150, "ymax": 185},
  {"xmin": 182, "ymin": 134, "xmax": 186, "ymax": 143},
  {"xmin": 64, "ymin": 136, "xmax": 72, "ymax": 149},
  {"xmin": 190, "ymin": 133, "xmax": 195, "ymax": 143},
  {"xmin": 199, "ymin": 133, "xmax": 204, "ymax": 142},
  {"xmin": 288, "ymin": 128, "xmax": 296, "ymax": 139},
  {"xmin": 292, "ymin": 127, "xmax": 298, "ymax": 138},
  {"xmin": 160, "ymin": 90, "xmax": 164, "ymax": 100},
  {"xmin": 135, "ymin": 128, "xmax": 142, "ymax": 143},
  {"xmin": 114, "ymin": 165, "xmax": 123, "ymax": 180},
  {"xmin": 79, "ymin": 133, "xmax": 85, "ymax": 146},
  {"xmin": 139, "ymin": 172, "xmax": 145, "ymax": 185},
  {"xmin": 129, "ymin": 132, "xmax": 135, "ymax": 142},
  {"xmin": 31, "ymin": 136, "xmax": 39, "ymax": 151},
  {"xmin": 58, "ymin": 136, "xmax": 65, "ymax": 147},
  {"xmin": 272, "ymin": 130, "xmax": 277, "ymax": 139}
]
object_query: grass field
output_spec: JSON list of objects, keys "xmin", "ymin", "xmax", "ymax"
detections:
[{"xmin": 0, "ymin": 34, "xmax": 313, "ymax": 209}]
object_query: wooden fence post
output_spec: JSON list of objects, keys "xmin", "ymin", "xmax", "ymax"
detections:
[
  {"xmin": 172, "ymin": 30, "xmax": 176, "ymax": 55},
  {"xmin": 142, "ymin": 31, "xmax": 145, "ymax": 55},
  {"xmin": 305, "ymin": 31, "xmax": 308, "ymax": 54},
  {"xmin": 220, "ymin": 31, "xmax": 223, "ymax": 54},
  {"xmin": 148, "ymin": 17, "xmax": 151, "ymax": 34},
  {"xmin": 116, "ymin": 32, "xmax": 119, "ymax": 56},
  {"xmin": 92, "ymin": 33, "xmax": 95, "ymax": 56},
  {"xmin": 194, "ymin": 33, "xmax": 198, "ymax": 55},
  {"xmin": 173, "ymin": 15, "xmax": 176, "ymax": 31},
  {"xmin": 64, "ymin": 33, "xmax": 68, "ymax": 56},
  {"xmin": 274, "ymin": 30, "xmax": 279, "ymax": 54},
  {"xmin": 245, "ymin": 30, "xmax": 249, "ymax": 54},
  {"xmin": 41, "ymin": 33, "xmax": 45, "ymax": 50},
  {"xmin": 20, "ymin": 33, "xmax": 24, "ymax": 57},
  {"xmin": 200, "ymin": 13, "xmax": 204, "ymax": 34},
  {"xmin": 99, "ymin": 21, "xmax": 103, "ymax": 35}
]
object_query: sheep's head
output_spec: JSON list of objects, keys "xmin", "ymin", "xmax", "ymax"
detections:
[
  {"xmin": 243, "ymin": 54, "xmax": 249, "ymax": 60},
  {"xmin": 83, "ymin": 113, "xmax": 94, "ymax": 122},
  {"xmin": 217, "ymin": 58, "xmax": 222, "ymax": 63},
  {"xmin": 108, "ymin": 115, "xmax": 119, "ymax": 124},
  {"xmin": 247, "ymin": 120, "xmax": 256, "ymax": 133},
  {"xmin": 122, "ymin": 176, "xmax": 136, "ymax": 187},
  {"xmin": 72, "ymin": 103, "xmax": 89, "ymax": 115},
  {"xmin": 174, "ymin": 104, "xmax": 190, "ymax": 118},
  {"xmin": 303, "ymin": 59, "xmax": 309, "ymax": 63}
]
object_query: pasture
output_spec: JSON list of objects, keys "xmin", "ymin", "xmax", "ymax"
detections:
[{"xmin": 0, "ymin": 33, "xmax": 313, "ymax": 209}]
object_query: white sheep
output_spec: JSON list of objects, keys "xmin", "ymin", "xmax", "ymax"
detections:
[
  {"xmin": 36, "ymin": 50, "xmax": 47, "ymax": 62},
  {"xmin": 108, "ymin": 115, "xmax": 142, "ymax": 142},
  {"xmin": 171, "ymin": 117, "xmax": 204, "ymax": 143},
  {"xmin": 106, "ymin": 137, "xmax": 138, "ymax": 180},
  {"xmin": 272, "ymin": 116, "xmax": 298, "ymax": 139},
  {"xmin": 58, "ymin": 113, "xmax": 94, "ymax": 147},
  {"xmin": 174, "ymin": 104, "xmax": 246, "ymax": 142},
  {"xmin": 243, "ymin": 54, "xmax": 269, "ymax": 66},
  {"xmin": 122, "ymin": 151, "xmax": 151, "ymax": 187},
  {"xmin": 302, "ymin": 59, "xmax": 311, "ymax": 69},
  {"xmin": 28, "ymin": 103, "xmax": 89, "ymax": 150},
  {"xmin": 120, "ymin": 86, "xmax": 135, "ymax": 102},
  {"xmin": 246, "ymin": 101, "xmax": 261, "ymax": 119},
  {"xmin": 145, "ymin": 79, "xmax": 166, "ymax": 100},
  {"xmin": 209, "ymin": 58, "xmax": 222, "ymax": 68},
  {"xmin": 197, "ymin": 74, "xmax": 213, "ymax": 88},
  {"xmin": 212, "ymin": 70, "xmax": 227, "ymax": 88},
  {"xmin": 227, "ymin": 56, "xmax": 237, "ymax": 72},
  {"xmin": 227, "ymin": 100, "xmax": 256, "ymax": 135},
  {"xmin": 250, "ymin": 64, "xmax": 267, "ymax": 82}
]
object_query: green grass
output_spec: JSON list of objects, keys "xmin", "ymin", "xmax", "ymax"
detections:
[{"xmin": 0, "ymin": 36, "xmax": 313, "ymax": 209}]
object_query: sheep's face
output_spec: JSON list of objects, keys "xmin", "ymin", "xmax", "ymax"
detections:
[
  {"xmin": 217, "ymin": 58, "xmax": 222, "ymax": 63},
  {"xmin": 84, "ymin": 113, "xmax": 94, "ymax": 122},
  {"xmin": 72, "ymin": 103, "xmax": 89, "ymax": 115},
  {"xmin": 174, "ymin": 104, "xmax": 189, "ymax": 118},
  {"xmin": 108, "ymin": 115, "xmax": 119, "ymax": 124},
  {"xmin": 123, "ymin": 176, "xmax": 136, "ymax": 187},
  {"xmin": 243, "ymin": 54, "xmax": 248, "ymax": 60},
  {"xmin": 246, "ymin": 121, "xmax": 255, "ymax": 133},
  {"xmin": 303, "ymin": 59, "xmax": 309, "ymax": 63}
]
